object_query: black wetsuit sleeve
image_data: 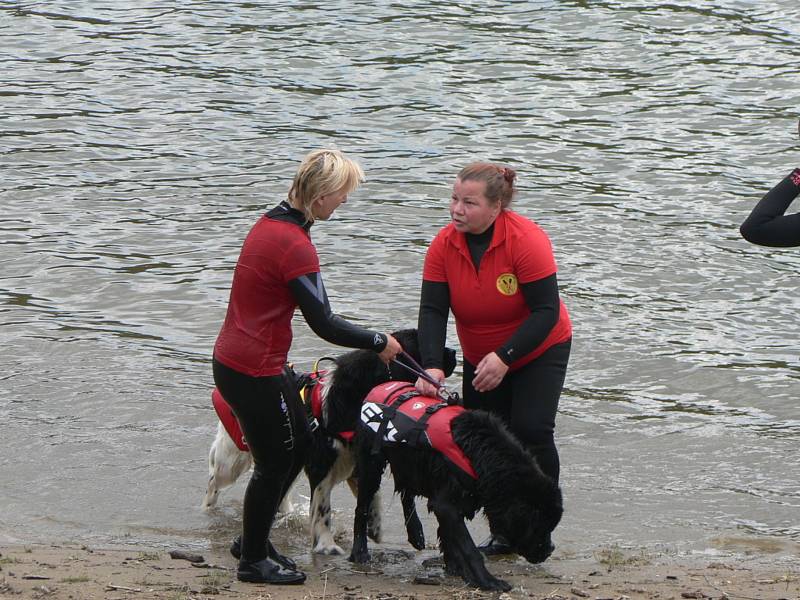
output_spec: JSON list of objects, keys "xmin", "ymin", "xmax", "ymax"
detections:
[
  {"xmin": 740, "ymin": 168, "xmax": 800, "ymax": 247},
  {"xmin": 495, "ymin": 273, "xmax": 560, "ymax": 366},
  {"xmin": 417, "ymin": 280, "xmax": 450, "ymax": 370},
  {"xmin": 288, "ymin": 272, "xmax": 387, "ymax": 352}
]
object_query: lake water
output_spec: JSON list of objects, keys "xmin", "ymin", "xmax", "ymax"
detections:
[{"xmin": 2, "ymin": 0, "xmax": 799, "ymax": 569}]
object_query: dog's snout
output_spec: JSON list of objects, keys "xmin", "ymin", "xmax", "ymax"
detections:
[{"xmin": 522, "ymin": 537, "xmax": 555, "ymax": 565}]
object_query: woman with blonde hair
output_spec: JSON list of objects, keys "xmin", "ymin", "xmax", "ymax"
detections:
[
  {"xmin": 213, "ymin": 149, "xmax": 402, "ymax": 585},
  {"xmin": 416, "ymin": 162, "xmax": 571, "ymax": 558}
]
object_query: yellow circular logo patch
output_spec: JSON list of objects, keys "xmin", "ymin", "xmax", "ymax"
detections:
[{"xmin": 496, "ymin": 273, "xmax": 518, "ymax": 296}]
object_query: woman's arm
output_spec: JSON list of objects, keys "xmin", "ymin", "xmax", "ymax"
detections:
[
  {"xmin": 471, "ymin": 273, "xmax": 560, "ymax": 392},
  {"xmin": 417, "ymin": 279, "xmax": 450, "ymax": 370},
  {"xmin": 416, "ymin": 279, "xmax": 450, "ymax": 395},
  {"xmin": 740, "ymin": 169, "xmax": 800, "ymax": 247},
  {"xmin": 496, "ymin": 273, "xmax": 560, "ymax": 365},
  {"xmin": 289, "ymin": 271, "xmax": 388, "ymax": 351}
]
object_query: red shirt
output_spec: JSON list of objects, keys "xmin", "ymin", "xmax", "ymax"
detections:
[
  {"xmin": 423, "ymin": 209, "xmax": 572, "ymax": 370},
  {"xmin": 214, "ymin": 215, "xmax": 319, "ymax": 376}
]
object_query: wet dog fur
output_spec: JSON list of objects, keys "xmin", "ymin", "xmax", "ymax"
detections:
[
  {"xmin": 203, "ymin": 423, "xmax": 294, "ymax": 516},
  {"xmin": 349, "ymin": 407, "xmax": 563, "ymax": 591}
]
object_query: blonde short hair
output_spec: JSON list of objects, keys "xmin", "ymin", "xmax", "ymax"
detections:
[{"xmin": 288, "ymin": 149, "xmax": 365, "ymax": 222}]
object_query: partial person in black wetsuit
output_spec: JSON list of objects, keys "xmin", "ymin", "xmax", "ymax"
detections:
[
  {"xmin": 212, "ymin": 149, "xmax": 402, "ymax": 585},
  {"xmin": 415, "ymin": 162, "xmax": 572, "ymax": 557},
  {"xmin": 740, "ymin": 167, "xmax": 800, "ymax": 247}
]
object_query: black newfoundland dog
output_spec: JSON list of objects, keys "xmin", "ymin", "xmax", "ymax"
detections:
[
  {"xmin": 349, "ymin": 383, "xmax": 563, "ymax": 592},
  {"xmin": 299, "ymin": 328, "xmax": 456, "ymax": 554}
]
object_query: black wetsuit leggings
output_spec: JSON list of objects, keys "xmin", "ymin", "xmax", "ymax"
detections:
[
  {"xmin": 462, "ymin": 340, "xmax": 571, "ymax": 484},
  {"xmin": 212, "ymin": 358, "xmax": 310, "ymax": 562}
]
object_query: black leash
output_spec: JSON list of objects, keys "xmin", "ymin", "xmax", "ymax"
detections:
[{"xmin": 391, "ymin": 351, "xmax": 461, "ymax": 406}]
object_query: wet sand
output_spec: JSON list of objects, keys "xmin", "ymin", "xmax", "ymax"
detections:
[{"xmin": 2, "ymin": 540, "xmax": 798, "ymax": 600}]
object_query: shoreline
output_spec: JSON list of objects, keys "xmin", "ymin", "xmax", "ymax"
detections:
[{"xmin": 1, "ymin": 539, "xmax": 798, "ymax": 600}]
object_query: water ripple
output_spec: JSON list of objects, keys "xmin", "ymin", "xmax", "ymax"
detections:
[{"xmin": 2, "ymin": 0, "xmax": 800, "ymax": 556}]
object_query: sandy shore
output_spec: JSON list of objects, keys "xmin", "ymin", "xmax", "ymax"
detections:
[{"xmin": 1, "ymin": 539, "xmax": 798, "ymax": 600}]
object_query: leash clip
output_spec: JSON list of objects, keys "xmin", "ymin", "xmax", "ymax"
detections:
[{"xmin": 438, "ymin": 387, "xmax": 462, "ymax": 406}]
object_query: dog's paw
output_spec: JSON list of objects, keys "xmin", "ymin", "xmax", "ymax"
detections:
[
  {"xmin": 473, "ymin": 575, "xmax": 511, "ymax": 592},
  {"xmin": 444, "ymin": 560, "xmax": 463, "ymax": 577},
  {"xmin": 348, "ymin": 548, "xmax": 370, "ymax": 564},
  {"xmin": 313, "ymin": 542, "xmax": 345, "ymax": 556}
]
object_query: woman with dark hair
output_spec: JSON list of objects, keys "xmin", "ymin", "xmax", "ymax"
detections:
[
  {"xmin": 416, "ymin": 162, "xmax": 572, "ymax": 557},
  {"xmin": 213, "ymin": 149, "xmax": 402, "ymax": 585}
]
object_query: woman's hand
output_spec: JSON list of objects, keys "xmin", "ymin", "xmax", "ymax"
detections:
[
  {"xmin": 377, "ymin": 334, "xmax": 402, "ymax": 364},
  {"xmin": 416, "ymin": 368, "xmax": 445, "ymax": 396},
  {"xmin": 472, "ymin": 352, "xmax": 509, "ymax": 392}
]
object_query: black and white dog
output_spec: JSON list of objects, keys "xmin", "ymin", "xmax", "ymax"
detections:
[
  {"xmin": 349, "ymin": 382, "xmax": 563, "ymax": 592},
  {"xmin": 203, "ymin": 329, "xmax": 457, "ymax": 555}
]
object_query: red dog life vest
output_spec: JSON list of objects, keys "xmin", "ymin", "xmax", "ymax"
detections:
[
  {"xmin": 212, "ymin": 387, "xmax": 249, "ymax": 452},
  {"xmin": 302, "ymin": 370, "xmax": 354, "ymax": 442},
  {"xmin": 360, "ymin": 381, "xmax": 477, "ymax": 479},
  {"xmin": 211, "ymin": 368, "xmax": 349, "ymax": 453}
]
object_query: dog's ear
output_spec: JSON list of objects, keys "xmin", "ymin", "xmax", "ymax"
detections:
[
  {"xmin": 388, "ymin": 363, "xmax": 409, "ymax": 382},
  {"xmin": 389, "ymin": 329, "xmax": 458, "ymax": 380},
  {"xmin": 390, "ymin": 328, "xmax": 419, "ymax": 354}
]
